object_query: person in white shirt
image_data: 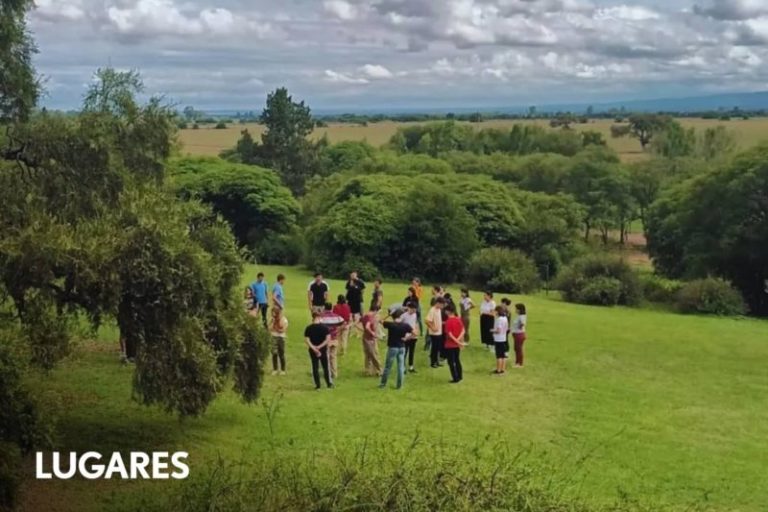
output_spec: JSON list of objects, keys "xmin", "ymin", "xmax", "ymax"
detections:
[
  {"xmin": 459, "ymin": 288, "xmax": 474, "ymax": 344},
  {"xmin": 400, "ymin": 301, "xmax": 420, "ymax": 373},
  {"xmin": 512, "ymin": 303, "xmax": 528, "ymax": 368},
  {"xmin": 479, "ymin": 292, "xmax": 496, "ymax": 351},
  {"xmin": 491, "ymin": 306, "xmax": 509, "ymax": 375}
]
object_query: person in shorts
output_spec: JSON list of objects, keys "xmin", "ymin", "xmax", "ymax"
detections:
[
  {"xmin": 491, "ymin": 306, "xmax": 510, "ymax": 375},
  {"xmin": 307, "ymin": 273, "xmax": 329, "ymax": 315}
]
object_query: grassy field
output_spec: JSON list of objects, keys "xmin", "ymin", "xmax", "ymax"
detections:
[
  {"xmin": 19, "ymin": 265, "xmax": 768, "ymax": 511},
  {"xmin": 178, "ymin": 118, "xmax": 768, "ymax": 162}
]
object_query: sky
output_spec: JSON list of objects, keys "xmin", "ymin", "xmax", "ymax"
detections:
[{"xmin": 27, "ymin": 0, "xmax": 768, "ymax": 111}]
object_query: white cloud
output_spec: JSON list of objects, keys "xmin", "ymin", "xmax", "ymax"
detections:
[
  {"xmin": 324, "ymin": 0, "xmax": 360, "ymax": 20},
  {"xmin": 34, "ymin": 0, "xmax": 86, "ymax": 22},
  {"xmin": 324, "ymin": 69, "xmax": 370, "ymax": 84},
  {"xmin": 359, "ymin": 64, "xmax": 393, "ymax": 79}
]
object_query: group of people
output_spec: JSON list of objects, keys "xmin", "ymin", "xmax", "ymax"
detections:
[{"xmin": 246, "ymin": 271, "xmax": 528, "ymax": 391}]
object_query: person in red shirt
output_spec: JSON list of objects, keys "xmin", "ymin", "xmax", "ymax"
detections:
[
  {"xmin": 443, "ymin": 304, "xmax": 467, "ymax": 383},
  {"xmin": 333, "ymin": 295, "xmax": 352, "ymax": 356}
]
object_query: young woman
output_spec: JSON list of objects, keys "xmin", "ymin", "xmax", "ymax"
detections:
[
  {"xmin": 459, "ymin": 288, "xmax": 474, "ymax": 344},
  {"xmin": 269, "ymin": 307, "xmax": 289, "ymax": 375},
  {"xmin": 491, "ymin": 305, "xmax": 509, "ymax": 375},
  {"xmin": 479, "ymin": 291, "xmax": 496, "ymax": 351},
  {"xmin": 444, "ymin": 305, "xmax": 467, "ymax": 383},
  {"xmin": 512, "ymin": 304, "xmax": 527, "ymax": 368},
  {"xmin": 333, "ymin": 295, "xmax": 352, "ymax": 356}
]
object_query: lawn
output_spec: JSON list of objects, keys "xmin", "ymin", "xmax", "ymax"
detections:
[
  {"xmin": 19, "ymin": 265, "xmax": 768, "ymax": 511},
  {"xmin": 178, "ymin": 118, "xmax": 768, "ymax": 162}
]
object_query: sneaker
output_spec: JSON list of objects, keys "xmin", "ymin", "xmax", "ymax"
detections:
[
  {"xmin": 378, "ymin": 384, "xmax": 386, "ymax": 389},
  {"xmin": 315, "ymin": 386, "xmax": 321, "ymax": 391},
  {"xmin": 279, "ymin": 371, "xmax": 286, "ymax": 375},
  {"xmin": 513, "ymin": 365, "xmax": 523, "ymax": 369},
  {"xmin": 431, "ymin": 364, "xmax": 439, "ymax": 369},
  {"xmin": 271, "ymin": 370, "xmax": 278, "ymax": 376},
  {"xmin": 409, "ymin": 367, "xmax": 417, "ymax": 373}
]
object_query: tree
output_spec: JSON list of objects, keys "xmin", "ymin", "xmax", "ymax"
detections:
[
  {"xmin": 259, "ymin": 87, "xmax": 319, "ymax": 194},
  {"xmin": 647, "ymin": 144, "xmax": 768, "ymax": 315},
  {"xmin": 628, "ymin": 159, "xmax": 665, "ymax": 233},
  {"xmin": 0, "ymin": 0, "xmax": 38, "ymax": 124},
  {"xmin": 697, "ymin": 126, "xmax": 736, "ymax": 159},
  {"xmin": 651, "ymin": 121, "xmax": 696, "ymax": 158},
  {"xmin": 170, "ymin": 157, "xmax": 300, "ymax": 250},
  {"xmin": 612, "ymin": 114, "xmax": 672, "ymax": 150}
]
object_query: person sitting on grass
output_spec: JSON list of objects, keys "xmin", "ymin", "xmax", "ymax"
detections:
[
  {"xmin": 304, "ymin": 312, "xmax": 333, "ymax": 390},
  {"xmin": 443, "ymin": 304, "xmax": 467, "ymax": 383},
  {"xmin": 379, "ymin": 309, "xmax": 414, "ymax": 390},
  {"xmin": 491, "ymin": 305, "xmax": 510, "ymax": 375},
  {"xmin": 512, "ymin": 303, "xmax": 527, "ymax": 369}
]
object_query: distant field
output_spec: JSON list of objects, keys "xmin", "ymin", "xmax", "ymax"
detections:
[{"xmin": 178, "ymin": 117, "xmax": 768, "ymax": 162}]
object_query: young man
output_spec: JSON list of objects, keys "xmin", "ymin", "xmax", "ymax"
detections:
[
  {"xmin": 444, "ymin": 305, "xmax": 467, "ymax": 383},
  {"xmin": 307, "ymin": 273, "xmax": 329, "ymax": 316},
  {"xmin": 379, "ymin": 309, "xmax": 413, "ymax": 390},
  {"xmin": 250, "ymin": 272, "xmax": 269, "ymax": 328},
  {"xmin": 426, "ymin": 297, "xmax": 446, "ymax": 368},
  {"xmin": 401, "ymin": 301, "xmax": 420, "ymax": 373},
  {"xmin": 320, "ymin": 302, "xmax": 345, "ymax": 379},
  {"xmin": 345, "ymin": 271, "xmax": 366, "ymax": 325},
  {"xmin": 361, "ymin": 307, "xmax": 382, "ymax": 377},
  {"xmin": 272, "ymin": 274, "xmax": 286, "ymax": 310},
  {"xmin": 370, "ymin": 278, "xmax": 384, "ymax": 312},
  {"xmin": 304, "ymin": 312, "xmax": 333, "ymax": 389},
  {"xmin": 411, "ymin": 278, "xmax": 424, "ymax": 335}
]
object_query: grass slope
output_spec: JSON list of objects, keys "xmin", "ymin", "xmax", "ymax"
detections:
[{"xmin": 20, "ymin": 265, "xmax": 768, "ymax": 511}]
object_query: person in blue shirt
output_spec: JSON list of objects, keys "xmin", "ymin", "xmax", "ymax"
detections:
[
  {"xmin": 250, "ymin": 272, "xmax": 269, "ymax": 328},
  {"xmin": 272, "ymin": 273, "xmax": 286, "ymax": 311}
]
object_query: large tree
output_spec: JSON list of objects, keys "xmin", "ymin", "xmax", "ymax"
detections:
[
  {"xmin": 0, "ymin": 0, "xmax": 38, "ymax": 124},
  {"xmin": 612, "ymin": 114, "xmax": 673, "ymax": 150}
]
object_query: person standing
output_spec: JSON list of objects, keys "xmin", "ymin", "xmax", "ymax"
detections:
[
  {"xmin": 411, "ymin": 278, "xmax": 424, "ymax": 334},
  {"xmin": 320, "ymin": 302, "xmax": 345, "ymax": 379},
  {"xmin": 426, "ymin": 297, "xmax": 446, "ymax": 368},
  {"xmin": 370, "ymin": 278, "xmax": 384, "ymax": 312},
  {"xmin": 459, "ymin": 288, "xmax": 474, "ymax": 344},
  {"xmin": 361, "ymin": 307, "xmax": 382, "ymax": 376},
  {"xmin": 345, "ymin": 272, "xmax": 366, "ymax": 325},
  {"xmin": 333, "ymin": 295, "xmax": 352, "ymax": 356},
  {"xmin": 379, "ymin": 309, "xmax": 413, "ymax": 390},
  {"xmin": 444, "ymin": 305, "xmax": 467, "ymax": 383},
  {"xmin": 272, "ymin": 274, "xmax": 286, "ymax": 310},
  {"xmin": 304, "ymin": 312, "xmax": 333, "ymax": 389},
  {"xmin": 307, "ymin": 273, "xmax": 329, "ymax": 316},
  {"xmin": 250, "ymin": 272, "xmax": 269, "ymax": 328},
  {"xmin": 269, "ymin": 307, "xmax": 288, "ymax": 375},
  {"xmin": 512, "ymin": 303, "xmax": 527, "ymax": 368},
  {"xmin": 479, "ymin": 291, "xmax": 496, "ymax": 351},
  {"xmin": 401, "ymin": 301, "xmax": 420, "ymax": 373},
  {"xmin": 491, "ymin": 306, "xmax": 510, "ymax": 375}
]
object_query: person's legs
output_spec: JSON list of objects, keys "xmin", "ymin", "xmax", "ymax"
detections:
[
  {"xmin": 514, "ymin": 336, "xmax": 524, "ymax": 366},
  {"xmin": 395, "ymin": 348, "xmax": 405, "ymax": 389},
  {"xmin": 446, "ymin": 348, "xmax": 459, "ymax": 382},
  {"xmin": 309, "ymin": 349, "xmax": 321, "ymax": 388},
  {"xmin": 271, "ymin": 336, "xmax": 280, "ymax": 372},
  {"xmin": 380, "ymin": 347, "xmax": 396, "ymax": 387},
  {"xmin": 462, "ymin": 316, "xmax": 470, "ymax": 343},
  {"xmin": 277, "ymin": 337, "xmax": 286, "ymax": 372},
  {"xmin": 429, "ymin": 335, "xmax": 440, "ymax": 367},
  {"xmin": 320, "ymin": 348, "xmax": 333, "ymax": 387},
  {"xmin": 416, "ymin": 305, "xmax": 423, "ymax": 335},
  {"xmin": 456, "ymin": 350, "xmax": 463, "ymax": 381},
  {"xmin": 328, "ymin": 343, "xmax": 338, "ymax": 378},
  {"xmin": 405, "ymin": 340, "xmax": 416, "ymax": 369},
  {"xmin": 363, "ymin": 338, "xmax": 381, "ymax": 376},
  {"xmin": 339, "ymin": 324, "xmax": 350, "ymax": 355},
  {"xmin": 260, "ymin": 304, "xmax": 268, "ymax": 327}
]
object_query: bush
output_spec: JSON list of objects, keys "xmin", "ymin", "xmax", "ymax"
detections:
[
  {"xmin": 675, "ymin": 278, "xmax": 747, "ymax": 316},
  {"xmin": 215, "ymin": 122, "xmax": 227, "ymax": 129},
  {"xmin": 466, "ymin": 248, "xmax": 541, "ymax": 294},
  {"xmin": 640, "ymin": 274, "xmax": 683, "ymax": 304},
  {"xmin": 252, "ymin": 229, "xmax": 305, "ymax": 266},
  {"xmin": 557, "ymin": 254, "xmax": 642, "ymax": 306}
]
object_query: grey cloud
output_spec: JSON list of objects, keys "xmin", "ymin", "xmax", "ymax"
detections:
[{"xmin": 693, "ymin": 0, "xmax": 768, "ymax": 21}]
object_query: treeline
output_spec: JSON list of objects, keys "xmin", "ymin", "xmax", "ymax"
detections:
[{"xmin": 209, "ymin": 89, "xmax": 766, "ymax": 317}]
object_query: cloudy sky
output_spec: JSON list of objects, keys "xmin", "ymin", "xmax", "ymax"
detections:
[{"xmin": 28, "ymin": 0, "xmax": 768, "ymax": 111}]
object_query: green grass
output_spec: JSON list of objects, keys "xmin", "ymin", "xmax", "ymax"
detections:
[{"xmin": 20, "ymin": 265, "xmax": 768, "ymax": 511}]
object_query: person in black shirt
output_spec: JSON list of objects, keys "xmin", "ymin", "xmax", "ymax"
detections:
[
  {"xmin": 304, "ymin": 312, "xmax": 333, "ymax": 389},
  {"xmin": 307, "ymin": 273, "xmax": 329, "ymax": 315},
  {"xmin": 379, "ymin": 309, "xmax": 413, "ymax": 390},
  {"xmin": 370, "ymin": 278, "xmax": 383, "ymax": 312},
  {"xmin": 345, "ymin": 271, "xmax": 366, "ymax": 323}
]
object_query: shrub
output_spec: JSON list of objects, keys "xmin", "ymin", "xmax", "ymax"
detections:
[
  {"xmin": 640, "ymin": 274, "xmax": 683, "ymax": 304},
  {"xmin": 466, "ymin": 248, "xmax": 541, "ymax": 294},
  {"xmin": 557, "ymin": 254, "xmax": 642, "ymax": 306},
  {"xmin": 252, "ymin": 229, "xmax": 304, "ymax": 266},
  {"xmin": 214, "ymin": 122, "xmax": 227, "ymax": 129},
  {"xmin": 675, "ymin": 278, "xmax": 747, "ymax": 316}
]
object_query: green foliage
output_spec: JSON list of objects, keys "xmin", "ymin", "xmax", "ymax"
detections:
[
  {"xmin": 647, "ymin": 144, "xmax": 768, "ymax": 315},
  {"xmin": 557, "ymin": 254, "xmax": 643, "ymax": 306},
  {"xmin": 320, "ymin": 140, "xmax": 376, "ymax": 174},
  {"xmin": 0, "ymin": 0, "xmax": 38, "ymax": 123},
  {"xmin": 651, "ymin": 122, "xmax": 696, "ymax": 158},
  {"xmin": 466, "ymin": 248, "xmax": 541, "ymax": 294},
  {"xmin": 675, "ymin": 278, "xmax": 747, "ymax": 316},
  {"xmin": 215, "ymin": 121, "xmax": 227, "ymax": 129},
  {"xmin": 639, "ymin": 274, "xmax": 683, "ymax": 304},
  {"xmin": 613, "ymin": 114, "xmax": 673, "ymax": 149},
  {"xmin": 169, "ymin": 157, "xmax": 300, "ymax": 253}
]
